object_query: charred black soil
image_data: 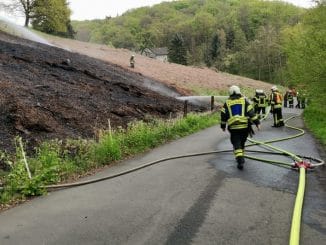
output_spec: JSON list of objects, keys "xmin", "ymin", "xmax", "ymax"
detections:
[{"xmin": 0, "ymin": 31, "xmax": 202, "ymax": 155}]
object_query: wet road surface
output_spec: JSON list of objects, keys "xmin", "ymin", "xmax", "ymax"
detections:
[{"xmin": 0, "ymin": 108, "xmax": 325, "ymax": 245}]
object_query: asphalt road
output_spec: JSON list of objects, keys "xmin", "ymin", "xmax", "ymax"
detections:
[{"xmin": 0, "ymin": 108, "xmax": 325, "ymax": 245}]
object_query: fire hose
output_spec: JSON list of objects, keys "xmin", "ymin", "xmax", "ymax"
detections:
[{"xmin": 0, "ymin": 111, "xmax": 324, "ymax": 245}]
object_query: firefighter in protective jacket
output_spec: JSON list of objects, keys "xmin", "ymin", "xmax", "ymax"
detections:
[
  {"xmin": 269, "ymin": 86, "xmax": 284, "ymax": 127},
  {"xmin": 221, "ymin": 85, "xmax": 260, "ymax": 170},
  {"xmin": 252, "ymin": 89, "xmax": 268, "ymax": 119}
]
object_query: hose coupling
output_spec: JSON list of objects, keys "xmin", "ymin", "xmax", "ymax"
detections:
[{"xmin": 292, "ymin": 161, "xmax": 312, "ymax": 169}]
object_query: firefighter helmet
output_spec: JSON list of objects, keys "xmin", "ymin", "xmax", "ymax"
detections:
[
  {"xmin": 271, "ymin": 86, "xmax": 278, "ymax": 91},
  {"xmin": 229, "ymin": 85, "xmax": 241, "ymax": 95}
]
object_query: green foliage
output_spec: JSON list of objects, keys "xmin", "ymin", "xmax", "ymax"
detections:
[
  {"xmin": 303, "ymin": 100, "xmax": 326, "ymax": 146},
  {"xmin": 205, "ymin": 33, "xmax": 221, "ymax": 67},
  {"xmin": 72, "ymin": 0, "xmax": 303, "ymax": 82},
  {"xmin": 91, "ymin": 132, "xmax": 121, "ymax": 165},
  {"xmin": 1, "ymin": 113, "xmax": 219, "ymax": 204},
  {"xmin": 281, "ymin": 3, "xmax": 326, "ymax": 145},
  {"xmin": 168, "ymin": 33, "xmax": 188, "ymax": 65},
  {"xmin": 31, "ymin": 0, "xmax": 74, "ymax": 38},
  {"xmin": 189, "ymin": 85, "xmax": 228, "ymax": 96}
]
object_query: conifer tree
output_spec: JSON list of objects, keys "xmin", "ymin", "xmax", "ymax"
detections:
[{"xmin": 168, "ymin": 33, "xmax": 187, "ymax": 65}]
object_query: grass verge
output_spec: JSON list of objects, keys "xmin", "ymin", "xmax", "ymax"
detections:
[
  {"xmin": 0, "ymin": 113, "xmax": 219, "ymax": 205},
  {"xmin": 303, "ymin": 99, "xmax": 326, "ymax": 148}
]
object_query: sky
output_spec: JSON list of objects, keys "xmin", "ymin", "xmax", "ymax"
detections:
[
  {"xmin": 0, "ymin": 0, "xmax": 316, "ymax": 24},
  {"xmin": 69, "ymin": 0, "xmax": 174, "ymax": 20},
  {"xmin": 69, "ymin": 0, "xmax": 315, "ymax": 20}
]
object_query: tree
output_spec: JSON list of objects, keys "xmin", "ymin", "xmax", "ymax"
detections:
[
  {"xmin": 205, "ymin": 33, "xmax": 221, "ymax": 67},
  {"xmin": 137, "ymin": 31, "xmax": 154, "ymax": 54},
  {"xmin": 282, "ymin": 3, "xmax": 326, "ymax": 87},
  {"xmin": 168, "ymin": 33, "xmax": 187, "ymax": 65},
  {"xmin": 210, "ymin": 34, "xmax": 221, "ymax": 60},
  {"xmin": 1, "ymin": 0, "xmax": 74, "ymax": 37},
  {"xmin": 225, "ymin": 28, "xmax": 235, "ymax": 50},
  {"xmin": 31, "ymin": 0, "xmax": 74, "ymax": 37},
  {"xmin": 1, "ymin": 0, "xmax": 37, "ymax": 27}
]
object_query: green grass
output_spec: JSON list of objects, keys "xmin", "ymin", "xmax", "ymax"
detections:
[
  {"xmin": 189, "ymin": 85, "xmax": 228, "ymax": 96},
  {"xmin": 0, "ymin": 113, "xmax": 219, "ymax": 203},
  {"xmin": 303, "ymin": 98, "xmax": 326, "ymax": 148}
]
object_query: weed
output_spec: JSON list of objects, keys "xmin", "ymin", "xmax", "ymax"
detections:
[{"xmin": 0, "ymin": 113, "xmax": 219, "ymax": 205}]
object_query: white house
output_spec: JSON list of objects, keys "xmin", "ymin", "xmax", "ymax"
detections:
[{"xmin": 143, "ymin": 47, "xmax": 168, "ymax": 62}]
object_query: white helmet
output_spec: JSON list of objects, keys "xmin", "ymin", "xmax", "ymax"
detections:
[
  {"xmin": 271, "ymin": 86, "xmax": 278, "ymax": 91},
  {"xmin": 229, "ymin": 85, "xmax": 241, "ymax": 95}
]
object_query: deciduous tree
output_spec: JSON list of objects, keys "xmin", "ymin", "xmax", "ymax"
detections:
[
  {"xmin": 1, "ymin": 0, "xmax": 37, "ymax": 27},
  {"xmin": 31, "ymin": 0, "xmax": 74, "ymax": 37}
]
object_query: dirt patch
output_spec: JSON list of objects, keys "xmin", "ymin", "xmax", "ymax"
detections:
[
  {"xmin": 47, "ymin": 35, "xmax": 273, "ymax": 95},
  {"xmin": 0, "ymin": 31, "xmax": 203, "ymax": 154}
]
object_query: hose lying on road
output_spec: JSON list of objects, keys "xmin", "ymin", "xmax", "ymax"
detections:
[
  {"xmin": 42, "ymin": 113, "xmax": 324, "ymax": 245},
  {"xmin": 38, "ymin": 115, "xmax": 325, "ymax": 190},
  {"xmin": 247, "ymin": 114, "xmax": 323, "ymax": 245},
  {"xmin": 0, "ymin": 111, "xmax": 324, "ymax": 245},
  {"xmin": 0, "ymin": 115, "xmax": 323, "ymax": 190}
]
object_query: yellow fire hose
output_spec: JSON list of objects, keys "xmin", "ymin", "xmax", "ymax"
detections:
[
  {"xmin": 246, "ymin": 110, "xmax": 322, "ymax": 245},
  {"xmin": 0, "ymin": 109, "xmax": 324, "ymax": 245}
]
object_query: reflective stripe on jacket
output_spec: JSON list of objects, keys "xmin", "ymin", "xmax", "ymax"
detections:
[
  {"xmin": 221, "ymin": 95, "xmax": 259, "ymax": 130},
  {"xmin": 258, "ymin": 95, "xmax": 267, "ymax": 107},
  {"xmin": 226, "ymin": 98, "xmax": 248, "ymax": 127}
]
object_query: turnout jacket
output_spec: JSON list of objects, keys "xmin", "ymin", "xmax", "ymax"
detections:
[
  {"xmin": 269, "ymin": 91, "xmax": 283, "ymax": 109},
  {"xmin": 221, "ymin": 94, "xmax": 260, "ymax": 130},
  {"xmin": 253, "ymin": 93, "xmax": 268, "ymax": 108}
]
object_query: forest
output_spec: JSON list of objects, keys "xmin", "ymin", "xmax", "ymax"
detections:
[
  {"xmin": 72, "ymin": 0, "xmax": 325, "ymax": 145},
  {"xmin": 72, "ymin": 0, "xmax": 306, "ymax": 83}
]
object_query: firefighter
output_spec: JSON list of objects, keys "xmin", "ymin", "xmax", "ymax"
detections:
[
  {"xmin": 300, "ymin": 92, "xmax": 307, "ymax": 109},
  {"xmin": 269, "ymin": 86, "xmax": 284, "ymax": 127},
  {"xmin": 130, "ymin": 55, "xmax": 135, "ymax": 68},
  {"xmin": 252, "ymin": 89, "xmax": 267, "ymax": 119},
  {"xmin": 288, "ymin": 89, "xmax": 294, "ymax": 108},
  {"xmin": 221, "ymin": 85, "xmax": 260, "ymax": 170},
  {"xmin": 252, "ymin": 90, "xmax": 259, "ymax": 114},
  {"xmin": 283, "ymin": 90, "xmax": 288, "ymax": 108},
  {"xmin": 295, "ymin": 91, "xmax": 301, "ymax": 108}
]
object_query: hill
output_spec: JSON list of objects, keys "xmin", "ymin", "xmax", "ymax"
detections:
[
  {"xmin": 0, "ymin": 27, "xmax": 274, "ymax": 155},
  {"xmin": 72, "ymin": 0, "xmax": 304, "ymax": 83},
  {"xmin": 0, "ymin": 31, "xmax": 202, "ymax": 153},
  {"xmin": 47, "ymin": 35, "xmax": 273, "ymax": 95}
]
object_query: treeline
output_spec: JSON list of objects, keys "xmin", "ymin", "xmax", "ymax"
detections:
[
  {"xmin": 72, "ymin": 0, "xmax": 305, "ymax": 83},
  {"xmin": 282, "ymin": 2, "xmax": 325, "ymax": 145}
]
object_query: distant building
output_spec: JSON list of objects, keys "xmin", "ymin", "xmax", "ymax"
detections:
[{"xmin": 143, "ymin": 47, "xmax": 168, "ymax": 62}]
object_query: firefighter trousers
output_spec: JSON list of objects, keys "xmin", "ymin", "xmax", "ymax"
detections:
[
  {"xmin": 229, "ymin": 128, "xmax": 249, "ymax": 159},
  {"xmin": 272, "ymin": 107, "xmax": 284, "ymax": 127},
  {"xmin": 256, "ymin": 107, "xmax": 266, "ymax": 117}
]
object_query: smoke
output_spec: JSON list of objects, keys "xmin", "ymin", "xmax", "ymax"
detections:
[
  {"xmin": 177, "ymin": 95, "xmax": 228, "ymax": 107},
  {"xmin": 0, "ymin": 16, "xmax": 52, "ymax": 45},
  {"xmin": 141, "ymin": 78, "xmax": 181, "ymax": 98}
]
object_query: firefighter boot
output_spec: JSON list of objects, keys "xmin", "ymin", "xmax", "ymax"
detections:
[{"xmin": 236, "ymin": 156, "xmax": 245, "ymax": 170}]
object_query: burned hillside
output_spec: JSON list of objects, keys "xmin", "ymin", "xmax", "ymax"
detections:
[{"xmin": 0, "ymin": 31, "xmax": 202, "ymax": 153}]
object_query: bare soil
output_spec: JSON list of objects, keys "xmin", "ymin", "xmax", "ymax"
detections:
[
  {"xmin": 0, "ymin": 31, "xmax": 202, "ymax": 156},
  {"xmin": 47, "ymin": 35, "xmax": 273, "ymax": 94},
  {"xmin": 0, "ymin": 31, "xmax": 271, "ymax": 157}
]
